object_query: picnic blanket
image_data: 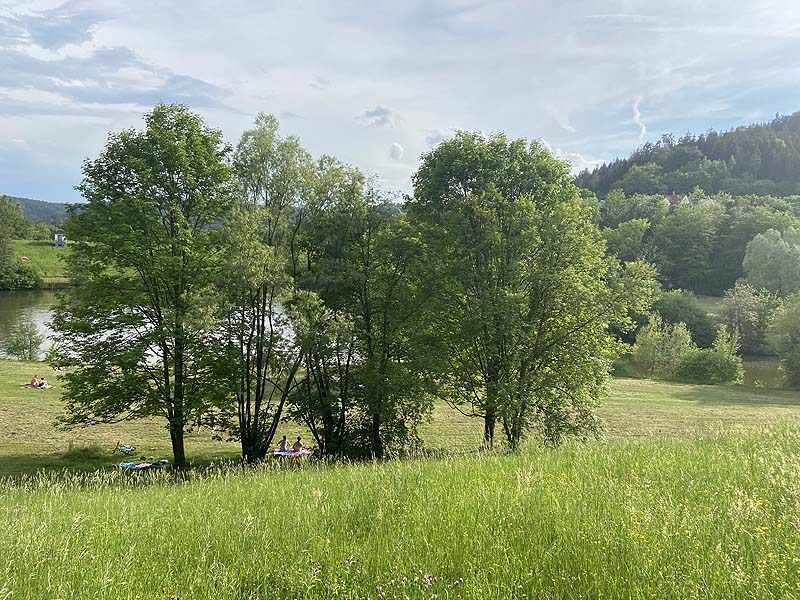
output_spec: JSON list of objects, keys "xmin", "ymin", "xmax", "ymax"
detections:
[
  {"xmin": 115, "ymin": 444, "xmax": 137, "ymax": 456},
  {"xmin": 118, "ymin": 459, "xmax": 169, "ymax": 471},
  {"xmin": 273, "ymin": 448, "xmax": 312, "ymax": 457},
  {"xmin": 22, "ymin": 384, "xmax": 50, "ymax": 390}
]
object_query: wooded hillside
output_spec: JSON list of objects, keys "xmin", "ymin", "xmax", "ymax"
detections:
[{"xmin": 577, "ymin": 112, "xmax": 800, "ymax": 197}]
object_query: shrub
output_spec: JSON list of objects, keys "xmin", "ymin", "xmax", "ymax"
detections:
[
  {"xmin": 676, "ymin": 326, "xmax": 744, "ymax": 385},
  {"xmin": 652, "ymin": 289, "xmax": 716, "ymax": 347},
  {"xmin": 4, "ymin": 318, "xmax": 45, "ymax": 361},
  {"xmin": 633, "ymin": 314, "xmax": 694, "ymax": 377}
]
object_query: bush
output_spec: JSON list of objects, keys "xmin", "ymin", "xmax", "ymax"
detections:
[
  {"xmin": 652, "ymin": 289, "xmax": 716, "ymax": 347},
  {"xmin": 633, "ymin": 314, "xmax": 694, "ymax": 377},
  {"xmin": 0, "ymin": 262, "xmax": 40, "ymax": 289},
  {"xmin": 4, "ymin": 318, "xmax": 45, "ymax": 361},
  {"xmin": 767, "ymin": 294, "xmax": 800, "ymax": 387},
  {"xmin": 676, "ymin": 326, "xmax": 744, "ymax": 385}
]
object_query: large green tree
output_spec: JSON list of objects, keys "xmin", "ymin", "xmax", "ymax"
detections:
[
  {"xmin": 743, "ymin": 228, "xmax": 800, "ymax": 297},
  {"xmin": 214, "ymin": 114, "xmax": 314, "ymax": 462},
  {"xmin": 292, "ymin": 161, "xmax": 433, "ymax": 457},
  {"xmin": 410, "ymin": 132, "xmax": 654, "ymax": 449},
  {"xmin": 767, "ymin": 294, "xmax": 800, "ymax": 387},
  {"xmin": 51, "ymin": 104, "xmax": 233, "ymax": 467},
  {"xmin": 653, "ymin": 203, "xmax": 721, "ymax": 292}
]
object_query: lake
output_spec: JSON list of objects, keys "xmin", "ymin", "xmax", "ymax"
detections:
[
  {"xmin": 0, "ymin": 290, "xmax": 790, "ymax": 387},
  {"xmin": 0, "ymin": 290, "xmax": 57, "ymax": 359}
]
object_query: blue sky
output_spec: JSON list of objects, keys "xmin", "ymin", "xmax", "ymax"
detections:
[{"xmin": 2, "ymin": 0, "xmax": 800, "ymax": 202}]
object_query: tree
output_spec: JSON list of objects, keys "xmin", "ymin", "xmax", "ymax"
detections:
[
  {"xmin": 743, "ymin": 228, "xmax": 800, "ymax": 296},
  {"xmin": 653, "ymin": 203, "xmax": 721, "ymax": 292},
  {"xmin": 213, "ymin": 114, "xmax": 315, "ymax": 462},
  {"xmin": 0, "ymin": 195, "xmax": 37, "ymax": 290},
  {"xmin": 602, "ymin": 218, "xmax": 649, "ymax": 262},
  {"xmin": 652, "ymin": 289, "xmax": 716, "ymax": 347},
  {"xmin": 721, "ymin": 283, "xmax": 779, "ymax": 354},
  {"xmin": 633, "ymin": 314, "xmax": 695, "ymax": 378},
  {"xmin": 292, "ymin": 162, "xmax": 434, "ymax": 458},
  {"xmin": 410, "ymin": 131, "xmax": 654, "ymax": 449},
  {"xmin": 51, "ymin": 104, "xmax": 233, "ymax": 468},
  {"xmin": 4, "ymin": 318, "xmax": 44, "ymax": 361},
  {"xmin": 767, "ymin": 294, "xmax": 800, "ymax": 387}
]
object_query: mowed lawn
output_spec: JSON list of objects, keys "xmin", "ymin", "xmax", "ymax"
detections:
[
  {"xmin": 3, "ymin": 361, "xmax": 800, "ymax": 597},
  {"xmin": 4, "ymin": 359, "xmax": 800, "ymax": 476}
]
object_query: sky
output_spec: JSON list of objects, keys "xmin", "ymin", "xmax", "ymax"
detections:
[{"xmin": 2, "ymin": 0, "xmax": 800, "ymax": 203}]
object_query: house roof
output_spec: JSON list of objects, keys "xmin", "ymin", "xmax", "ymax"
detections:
[{"xmin": 664, "ymin": 194, "xmax": 687, "ymax": 206}]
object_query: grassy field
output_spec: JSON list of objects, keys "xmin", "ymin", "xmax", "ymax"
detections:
[
  {"xmin": 3, "ymin": 361, "xmax": 800, "ymax": 598},
  {"xmin": 4, "ymin": 359, "xmax": 800, "ymax": 477},
  {"xmin": 12, "ymin": 239, "xmax": 69, "ymax": 283}
]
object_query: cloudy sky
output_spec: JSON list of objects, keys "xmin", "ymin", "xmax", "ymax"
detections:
[{"xmin": 2, "ymin": 0, "xmax": 800, "ymax": 202}]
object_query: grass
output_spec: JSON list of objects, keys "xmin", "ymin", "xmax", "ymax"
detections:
[
  {"xmin": 696, "ymin": 294, "xmax": 725, "ymax": 321},
  {"xmin": 11, "ymin": 239, "xmax": 70, "ymax": 283},
  {"xmin": 4, "ymin": 360, "xmax": 800, "ymax": 597},
  {"xmin": 2, "ymin": 430, "xmax": 800, "ymax": 598}
]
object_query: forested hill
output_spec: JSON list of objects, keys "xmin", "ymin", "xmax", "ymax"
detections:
[
  {"xmin": 576, "ymin": 112, "xmax": 800, "ymax": 198},
  {"xmin": 4, "ymin": 196, "xmax": 68, "ymax": 224}
]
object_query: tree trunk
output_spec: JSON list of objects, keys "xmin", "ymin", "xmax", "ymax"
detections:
[
  {"xmin": 484, "ymin": 408, "xmax": 496, "ymax": 449},
  {"xmin": 169, "ymin": 415, "xmax": 186, "ymax": 468},
  {"xmin": 371, "ymin": 412, "xmax": 383, "ymax": 459}
]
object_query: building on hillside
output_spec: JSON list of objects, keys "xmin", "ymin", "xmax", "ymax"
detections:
[
  {"xmin": 53, "ymin": 232, "xmax": 67, "ymax": 248},
  {"xmin": 663, "ymin": 193, "xmax": 688, "ymax": 207}
]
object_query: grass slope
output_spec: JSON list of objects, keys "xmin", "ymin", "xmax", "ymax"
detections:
[
  {"xmin": 2, "ymin": 430, "xmax": 800, "ymax": 598},
  {"xmin": 3, "ymin": 362, "xmax": 800, "ymax": 597},
  {"xmin": 11, "ymin": 239, "xmax": 69, "ymax": 283}
]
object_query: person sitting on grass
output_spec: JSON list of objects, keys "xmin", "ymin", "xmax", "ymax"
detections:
[
  {"xmin": 38, "ymin": 376, "xmax": 48, "ymax": 389},
  {"xmin": 292, "ymin": 436, "xmax": 304, "ymax": 453},
  {"xmin": 30, "ymin": 375, "xmax": 39, "ymax": 387},
  {"xmin": 278, "ymin": 435, "xmax": 288, "ymax": 452}
]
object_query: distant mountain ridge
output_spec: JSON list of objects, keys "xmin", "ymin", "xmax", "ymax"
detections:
[
  {"xmin": 3, "ymin": 195, "xmax": 68, "ymax": 224},
  {"xmin": 576, "ymin": 112, "xmax": 800, "ymax": 198}
]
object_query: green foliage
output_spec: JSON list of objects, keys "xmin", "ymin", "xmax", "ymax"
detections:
[
  {"xmin": 0, "ymin": 262, "xmax": 40, "ymax": 289},
  {"xmin": 767, "ymin": 294, "xmax": 800, "ymax": 387},
  {"xmin": 652, "ymin": 289, "xmax": 716, "ymax": 347},
  {"xmin": 293, "ymin": 161, "xmax": 434, "ymax": 458},
  {"xmin": 411, "ymin": 131, "xmax": 655, "ymax": 448},
  {"xmin": 213, "ymin": 114, "xmax": 315, "ymax": 462},
  {"xmin": 633, "ymin": 314, "xmax": 695, "ymax": 378},
  {"xmin": 675, "ymin": 326, "xmax": 744, "ymax": 385},
  {"xmin": 653, "ymin": 203, "xmax": 722, "ymax": 292},
  {"xmin": 578, "ymin": 112, "xmax": 800, "ymax": 197},
  {"xmin": 0, "ymin": 195, "xmax": 37, "ymax": 290},
  {"xmin": 51, "ymin": 103, "xmax": 233, "ymax": 467},
  {"xmin": 743, "ymin": 227, "xmax": 800, "ymax": 296},
  {"xmin": 3, "ymin": 318, "xmax": 44, "ymax": 361},
  {"xmin": 721, "ymin": 283, "xmax": 780, "ymax": 354},
  {"xmin": 602, "ymin": 218, "xmax": 649, "ymax": 262}
]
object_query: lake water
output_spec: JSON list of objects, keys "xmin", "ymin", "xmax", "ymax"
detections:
[
  {"xmin": 0, "ymin": 291, "xmax": 790, "ymax": 388},
  {"xmin": 0, "ymin": 290, "xmax": 57, "ymax": 359}
]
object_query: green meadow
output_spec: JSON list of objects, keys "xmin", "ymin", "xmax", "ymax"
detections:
[
  {"xmin": 11, "ymin": 239, "xmax": 69, "ymax": 284},
  {"xmin": 2, "ymin": 361, "xmax": 800, "ymax": 598}
]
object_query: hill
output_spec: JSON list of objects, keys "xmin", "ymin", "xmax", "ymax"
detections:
[
  {"xmin": 577, "ymin": 112, "xmax": 800, "ymax": 198},
  {"xmin": 5, "ymin": 195, "xmax": 69, "ymax": 224}
]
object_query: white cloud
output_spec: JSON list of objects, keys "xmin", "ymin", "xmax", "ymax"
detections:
[
  {"xmin": 389, "ymin": 142, "xmax": 404, "ymax": 160},
  {"xmin": 309, "ymin": 75, "xmax": 331, "ymax": 91},
  {"xmin": 632, "ymin": 97, "xmax": 646, "ymax": 142},
  {"xmin": 356, "ymin": 105, "xmax": 403, "ymax": 128},
  {"xmin": 3, "ymin": 0, "xmax": 800, "ymax": 201}
]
